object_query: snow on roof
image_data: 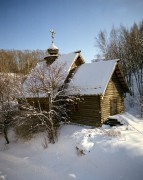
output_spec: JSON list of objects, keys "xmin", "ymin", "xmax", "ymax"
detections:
[
  {"xmin": 55, "ymin": 52, "xmax": 78, "ymax": 73},
  {"xmin": 48, "ymin": 42, "xmax": 59, "ymax": 50},
  {"xmin": 22, "ymin": 52, "xmax": 79, "ymax": 98},
  {"xmin": 68, "ymin": 60, "xmax": 117, "ymax": 95}
]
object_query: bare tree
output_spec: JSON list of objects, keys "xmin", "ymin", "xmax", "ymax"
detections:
[
  {"xmin": 0, "ymin": 73, "xmax": 21, "ymax": 143},
  {"xmin": 18, "ymin": 61, "xmax": 79, "ymax": 143},
  {"xmin": 95, "ymin": 30, "xmax": 108, "ymax": 58}
]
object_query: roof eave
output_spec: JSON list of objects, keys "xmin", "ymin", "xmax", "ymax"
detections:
[{"xmin": 68, "ymin": 52, "xmax": 85, "ymax": 72}]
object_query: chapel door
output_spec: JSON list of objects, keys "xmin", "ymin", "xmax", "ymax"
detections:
[{"xmin": 110, "ymin": 99, "xmax": 117, "ymax": 115}]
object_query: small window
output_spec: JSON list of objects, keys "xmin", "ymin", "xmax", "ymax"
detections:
[{"xmin": 74, "ymin": 103, "xmax": 79, "ymax": 112}]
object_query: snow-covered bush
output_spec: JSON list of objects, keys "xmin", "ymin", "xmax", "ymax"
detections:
[{"xmin": 14, "ymin": 110, "xmax": 58, "ymax": 142}]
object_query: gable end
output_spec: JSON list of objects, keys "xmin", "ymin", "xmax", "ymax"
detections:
[
  {"xmin": 102, "ymin": 62, "xmax": 129, "ymax": 98},
  {"xmin": 114, "ymin": 64, "xmax": 129, "ymax": 93},
  {"xmin": 65, "ymin": 54, "xmax": 85, "ymax": 84}
]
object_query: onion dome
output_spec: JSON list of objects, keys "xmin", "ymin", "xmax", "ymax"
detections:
[
  {"xmin": 47, "ymin": 42, "xmax": 59, "ymax": 56},
  {"xmin": 44, "ymin": 29, "xmax": 59, "ymax": 65}
]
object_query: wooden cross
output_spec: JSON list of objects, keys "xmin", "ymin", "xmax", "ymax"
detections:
[{"xmin": 50, "ymin": 29, "xmax": 56, "ymax": 43}]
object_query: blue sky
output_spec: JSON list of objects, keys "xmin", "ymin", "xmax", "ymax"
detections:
[{"xmin": 0, "ymin": 0, "xmax": 143, "ymax": 62}]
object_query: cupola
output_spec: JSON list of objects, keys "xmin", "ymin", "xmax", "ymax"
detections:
[{"xmin": 44, "ymin": 29, "xmax": 59, "ymax": 65}]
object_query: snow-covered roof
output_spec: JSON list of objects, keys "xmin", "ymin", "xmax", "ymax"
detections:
[
  {"xmin": 22, "ymin": 51, "xmax": 126, "ymax": 98},
  {"xmin": 68, "ymin": 60, "xmax": 118, "ymax": 95},
  {"xmin": 22, "ymin": 52, "xmax": 80, "ymax": 98},
  {"xmin": 55, "ymin": 52, "xmax": 79, "ymax": 73}
]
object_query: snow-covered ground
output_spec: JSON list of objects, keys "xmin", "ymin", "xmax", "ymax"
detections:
[{"xmin": 0, "ymin": 112, "xmax": 143, "ymax": 180}]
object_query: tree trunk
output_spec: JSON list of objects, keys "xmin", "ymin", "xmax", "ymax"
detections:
[{"xmin": 3, "ymin": 126, "xmax": 9, "ymax": 144}]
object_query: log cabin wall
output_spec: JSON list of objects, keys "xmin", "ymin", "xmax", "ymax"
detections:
[
  {"xmin": 69, "ymin": 95, "xmax": 101, "ymax": 126},
  {"xmin": 100, "ymin": 71, "xmax": 124, "ymax": 123}
]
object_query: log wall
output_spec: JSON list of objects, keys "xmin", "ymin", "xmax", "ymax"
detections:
[
  {"xmin": 69, "ymin": 95, "xmax": 101, "ymax": 126},
  {"xmin": 100, "ymin": 72, "xmax": 124, "ymax": 123}
]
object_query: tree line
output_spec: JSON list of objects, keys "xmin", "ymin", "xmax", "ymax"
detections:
[
  {"xmin": 95, "ymin": 20, "xmax": 143, "ymax": 115},
  {"xmin": 0, "ymin": 49, "xmax": 46, "ymax": 74}
]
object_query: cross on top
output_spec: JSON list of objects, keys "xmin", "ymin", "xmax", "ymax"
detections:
[{"xmin": 50, "ymin": 29, "xmax": 56, "ymax": 44}]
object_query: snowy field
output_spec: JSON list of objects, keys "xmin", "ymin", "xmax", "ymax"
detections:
[{"xmin": 0, "ymin": 112, "xmax": 143, "ymax": 180}]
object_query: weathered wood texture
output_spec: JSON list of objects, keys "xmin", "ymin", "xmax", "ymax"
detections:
[
  {"xmin": 71, "ymin": 56, "xmax": 84, "ymax": 70},
  {"xmin": 69, "ymin": 95, "xmax": 102, "ymax": 126},
  {"xmin": 101, "ymin": 71, "xmax": 124, "ymax": 123}
]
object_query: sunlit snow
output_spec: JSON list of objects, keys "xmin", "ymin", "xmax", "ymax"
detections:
[{"xmin": 0, "ymin": 111, "xmax": 143, "ymax": 180}]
